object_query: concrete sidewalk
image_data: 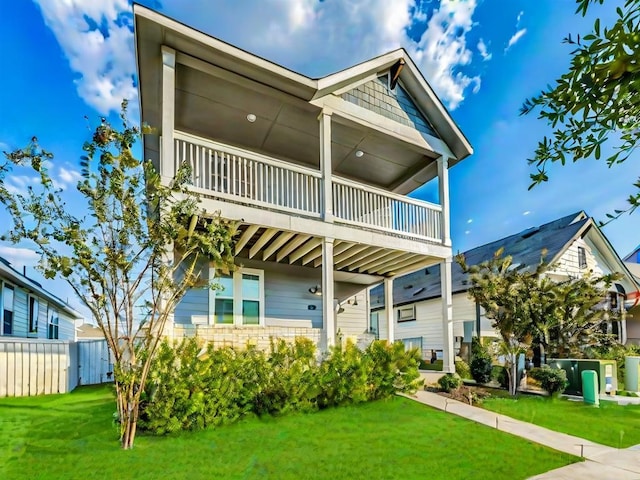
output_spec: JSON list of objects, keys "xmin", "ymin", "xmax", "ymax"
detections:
[{"xmin": 402, "ymin": 390, "xmax": 640, "ymax": 479}]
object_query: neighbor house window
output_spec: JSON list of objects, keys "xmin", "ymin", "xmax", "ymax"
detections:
[
  {"xmin": 578, "ymin": 246, "xmax": 587, "ymax": 269},
  {"xmin": 213, "ymin": 269, "xmax": 264, "ymax": 326},
  {"xmin": 397, "ymin": 305, "xmax": 416, "ymax": 322},
  {"xmin": 2, "ymin": 284, "xmax": 14, "ymax": 335},
  {"xmin": 47, "ymin": 309, "xmax": 59, "ymax": 339},
  {"xmin": 28, "ymin": 295, "xmax": 39, "ymax": 334}
]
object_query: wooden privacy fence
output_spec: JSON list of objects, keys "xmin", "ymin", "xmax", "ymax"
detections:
[{"xmin": 0, "ymin": 338, "xmax": 112, "ymax": 398}]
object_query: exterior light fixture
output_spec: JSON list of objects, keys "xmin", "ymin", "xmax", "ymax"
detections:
[
  {"xmin": 355, "ymin": 150, "xmax": 364, "ymax": 158},
  {"xmin": 246, "ymin": 113, "xmax": 257, "ymax": 123},
  {"xmin": 308, "ymin": 285, "xmax": 322, "ymax": 296}
]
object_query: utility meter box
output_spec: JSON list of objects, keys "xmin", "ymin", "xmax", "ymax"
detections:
[
  {"xmin": 548, "ymin": 359, "xmax": 617, "ymax": 396},
  {"xmin": 581, "ymin": 370, "xmax": 599, "ymax": 406},
  {"xmin": 625, "ymin": 356, "xmax": 640, "ymax": 392}
]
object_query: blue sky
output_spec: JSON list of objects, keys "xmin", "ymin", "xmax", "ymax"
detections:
[{"xmin": 0, "ymin": 0, "xmax": 637, "ymax": 318}]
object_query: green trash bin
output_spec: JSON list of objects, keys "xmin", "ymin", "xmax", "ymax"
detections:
[{"xmin": 581, "ymin": 370, "xmax": 599, "ymax": 406}]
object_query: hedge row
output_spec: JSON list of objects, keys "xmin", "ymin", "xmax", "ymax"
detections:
[{"xmin": 139, "ymin": 337, "xmax": 423, "ymax": 434}]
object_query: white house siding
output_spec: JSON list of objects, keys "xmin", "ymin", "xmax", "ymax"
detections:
[
  {"xmin": 337, "ymin": 290, "xmax": 369, "ymax": 343},
  {"xmin": 263, "ymin": 267, "xmax": 323, "ymax": 328}
]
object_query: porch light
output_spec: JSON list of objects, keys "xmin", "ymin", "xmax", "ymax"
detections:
[
  {"xmin": 355, "ymin": 150, "xmax": 364, "ymax": 158},
  {"xmin": 246, "ymin": 113, "xmax": 257, "ymax": 123},
  {"xmin": 308, "ymin": 285, "xmax": 322, "ymax": 296}
]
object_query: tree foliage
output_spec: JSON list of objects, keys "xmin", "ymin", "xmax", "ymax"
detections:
[
  {"xmin": 456, "ymin": 248, "xmax": 619, "ymax": 395},
  {"xmin": 0, "ymin": 102, "xmax": 238, "ymax": 449},
  {"xmin": 521, "ymin": 0, "xmax": 640, "ymax": 222}
]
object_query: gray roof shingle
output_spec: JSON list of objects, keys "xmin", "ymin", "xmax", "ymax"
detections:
[{"xmin": 370, "ymin": 212, "xmax": 588, "ymax": 310}]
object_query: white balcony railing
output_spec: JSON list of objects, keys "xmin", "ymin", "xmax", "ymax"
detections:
[
  {"xmin": 174, "ymin": 131, "xmax": 442, "ymax": 242},
  {"xmin": 332, "ymin": 178, "xmax": 442, "ymax": 242},
  {"xmin": 175, "ymin": 132, "xmax": 322, "ymax": 217}
]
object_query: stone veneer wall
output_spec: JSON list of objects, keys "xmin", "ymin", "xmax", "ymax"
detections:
[{"xmin": 172, "ymin": 325, "xmax": 323, "ymax": 350}]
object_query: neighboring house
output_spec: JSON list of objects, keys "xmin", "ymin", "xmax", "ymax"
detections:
[
  {"xmin": 0, "ymin": 256, "xmax": 81, "ymax": 341},
  {"xmin": 76, "ymin": 322, "xmax": 104, "ymax": 340},
  {"xmin": 370, "ymin": 212, "xmax": 640, "ymax": 361},
  {"xmin": 624, "ymin": 245, "xmax": 640, "ymax": 344},
  {"xmin": 134, "ymin": 6, "xmax": 473, "ymax": 372}
]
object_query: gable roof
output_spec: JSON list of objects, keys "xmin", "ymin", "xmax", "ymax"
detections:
[
  {"xmin": 370, "ymin": 212, "xmax": 593, "ymax": 309},
  {"xmin": 0, "ymin": 256, "xmax": 82, "ymax": 319},
  {"xmin": 624, "ymin": 245, "xmax": 640, "ymax": 263},
  {"xmin": 133, "ymin": 4, "xmax": 472, "ymax": 166}
]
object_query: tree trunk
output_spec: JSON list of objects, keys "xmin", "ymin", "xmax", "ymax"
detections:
[{"xmin": 116, "ymin": 382, "xmax": 140, "ymax": 449}]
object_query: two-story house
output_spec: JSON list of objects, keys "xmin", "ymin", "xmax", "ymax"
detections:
[
  {"xmin": 0, "ymin": 256, "xmax": 80, "ymax": 341},
  {"xmin": 134, "ymin": 6, "xmax": 473, "ymax": 372},
  {"xmin": 370, "ymin": 212, "xmax": 640, "ymax": 362}
]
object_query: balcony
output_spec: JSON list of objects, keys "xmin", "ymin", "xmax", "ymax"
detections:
[{"xmin": 174, "ymin": 131, "xmax": 443, "ymax": 244}]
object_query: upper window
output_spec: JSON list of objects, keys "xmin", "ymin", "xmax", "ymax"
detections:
[
  {"xmin": 213, "ymin": 269, "xmax": 264, "ymax": 326},
  {"xmin": 28, "ymin": 295, "xmax": 39, "ymax": 334},
  {"xmin": 578, "ymin": 246, "xmax": 587, "ymax": 269},
  {"xmin": 48, "ymin": 309, "xmax": 59, "ymax": 339},
  {"xmin": 397, "ymin": 305, "xmax": 416, "ymax": 323},
  {"xmin": 2, "ymin": 284, "xmax": 14, "ymax": 335}
]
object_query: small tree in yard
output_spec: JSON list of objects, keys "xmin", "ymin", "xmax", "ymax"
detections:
[
  {"xmin": 0, "ymin": 103, "xmax": 237, "ymax": 449},
  {"xmin": 456, "ymin": 248, "xmax": 619, "ymax": 396}
]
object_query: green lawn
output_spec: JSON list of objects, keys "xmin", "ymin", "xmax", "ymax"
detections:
[
  {"xmin": 482, "ymin": 395, "xmax": 640, "ymax": 448},
  {"xmin": 0, "ymin": 385, "xmax": 576, "ymax": 480}
]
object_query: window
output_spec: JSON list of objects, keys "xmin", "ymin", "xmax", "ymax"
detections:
[
  {"xmin": 609, "ymin": 292, "xmax": 619, "ymax": 312},
  {"xmin": 48, "ymin": 309, "xmax": 59, "ymax": 339},
  {"xmin": 578, "ymin": 246, "xmax": 587, "ymax": 269},
  {"xmin": 397, "ymin": 305, "xmax": 416, "ymax": 322},
  {"xmin": 28, "ymin": 295, "xmax": 39, "ymax": 333},
  {"xmin": 214, "ymin": 275, "xmax": 234, "ymax": 324},
  {"xmin": 213, "ymin": 269, "xmax": 264, "ymax": 326},
  {"xmin": 369, "ymin": 311, "xmax": 379, "ymax": 339},
  {"xmin": 2, "ymin": 284, "xmax": 14, "ymax": 335}
]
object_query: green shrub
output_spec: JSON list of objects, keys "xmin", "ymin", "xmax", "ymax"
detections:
[
  {"xmin": 437, "ymin": 373, "xmax": 462, "ymax": 392},
  {"xmin": 529, "ymin": 366, "xmax": 568, "ymax": 396},
  {"xmin": 139, "ymin": 337, "xmax": 422, "ymax": 435},
  {"xmin": 590, "ymin": 344, "xmax": 640, "ymax": 383},
  {"xmin": 470, "ymin": 338, "xmax": 493, "ymax": 384},
  {"xmin": 492, "ymin": 365, "xmax": 509, "ymax": 389},
  {"xmin": 455, "ymin": 360, "xmax": 471, "ymax": 380}
]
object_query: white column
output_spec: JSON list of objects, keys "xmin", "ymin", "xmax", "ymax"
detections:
[
  {"xmin": 160, "ymin": 46, "xmax": 176, "ymax": 339},
  {"xmin": 161, "ymin": 46, "xmax": 176, "ymax": 183},
  {"xmin": 437, "ymin": 156, "xmax": 451, "ymax": 247},
  {"xmin": 441, "ymin": 257, "xmax": 454, "ymax": 373},
  {"xmin": 322, "ymin": 238, "xmax": 335, "ymax": 349},
  {"xmin": 384, "ymin": 277, "xmax": 394, "ymax": 343},
  {"xmin": 319, "ymin": 111, "xmax": 333, "ymax": 223}
]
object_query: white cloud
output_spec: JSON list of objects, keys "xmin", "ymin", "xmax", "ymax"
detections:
[
  {"xmin": 33, "ymin": 0, "xmax": 136, "ymax": 115},
  {"xmin": 516, "ymin": 10, "xmax": 524, "ymax": 26},
  {"xmin": 35, "ymin": 0, "xmax": 484, "ymax": 114},
  {"xmin": 0, "ymin": 245, "xmax": 40, "ymax": 267},
  {"xmin": 58, "ymin": 166, "xmax": 83, "ymax": 186},
  {"xmin": 408, "ymin": 0, "xmax": 481, "ymax": 109},
  {"xmin": 505, "ymin": 28, "xmax": 527, "ymax": 52},
  {"xmin": 0, "ymin": 141, "xmax": 9, "ymax": 152},
  {"xmin": 477, "ymin": 38, "xmax": 492, "ymax": 61},
  {"xmin": 523, "ymin": 210, "xmax": 531, "ymax": 216},
  {"xmin": 467, "ymin": 218, "xmax": 473, "ymax": 224}
]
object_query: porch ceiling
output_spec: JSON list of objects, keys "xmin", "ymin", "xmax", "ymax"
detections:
[
  {"xmin": 174, "ymin": 63, "xmax": 436, "ymax": 193},
  {"xmin": 233, "ymin": 223, "xmax": 440, "ymax": 283}
]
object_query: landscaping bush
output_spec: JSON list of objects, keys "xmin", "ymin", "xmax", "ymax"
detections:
[
  {"xmin": 139, "ymin": 337, "xmax": 422, "ymax": 435},
  {"xmin": 492, "ymin": 365, "xmax": 509, "ymax": 389},
  {"xmin": 455, "ymin": 360, "xmax": 471, "ymax": 380},
  {"xmin": 470, "ymin": 337, "xmax": 493, "ymax": 384},
  {"xmin": 437, "ymin": 373, "xmax": 462, "ymax": 392},
  {"xmin": 529, "ymin": 365, "xmax": 568, "ymax": 396}
]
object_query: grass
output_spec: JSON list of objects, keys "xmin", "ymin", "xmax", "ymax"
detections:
[
  {"xmin": 0, "ymin": 385, "xmax": 576, "ymax": 480},
  {"xmin": 482, "ymin": 394, "xmax": 640, "ymax": 448}
]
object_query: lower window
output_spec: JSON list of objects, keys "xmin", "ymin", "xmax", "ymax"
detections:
[{"xmin": 213, "ymin": 269, "xmax": 264, "ymax": 326}]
